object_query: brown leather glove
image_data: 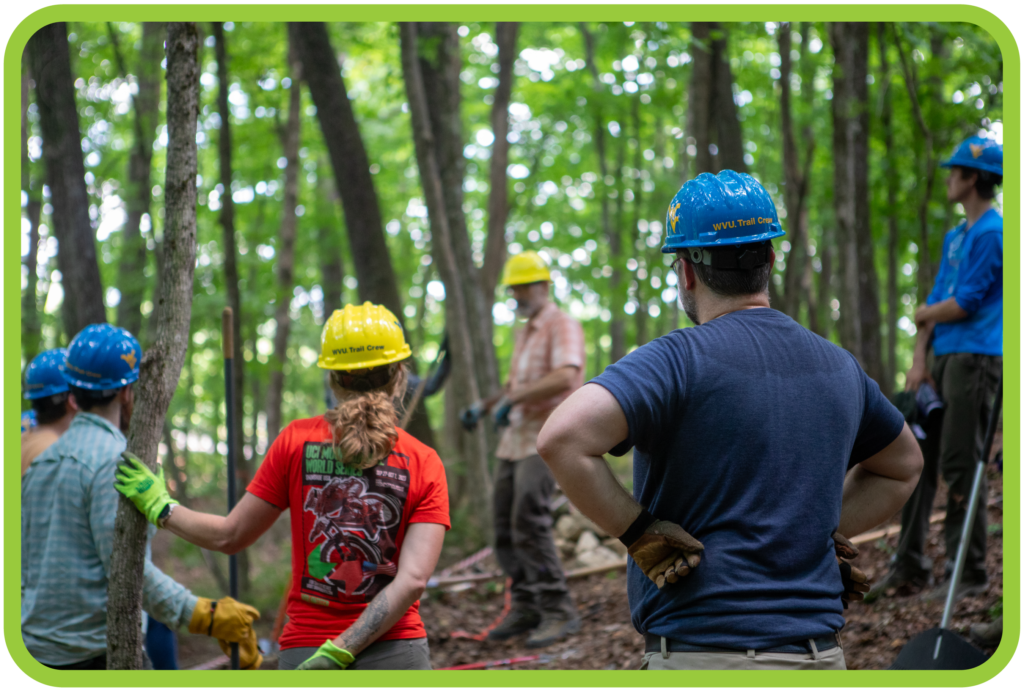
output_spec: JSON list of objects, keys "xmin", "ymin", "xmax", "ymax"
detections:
[
  {"xmin": 833, "ymin": 531, "xmax": 869, "ymax": 609},
  {"xmin": 627, "ymin": 520, "xmax": 704, "ymax": 589},
  {"xmin": 189, "ymin": 597, "xmax": 263, "ymax": 669}
]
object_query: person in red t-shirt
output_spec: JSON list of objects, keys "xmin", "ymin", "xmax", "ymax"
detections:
[{"xmin": 114, "ymin": 303, "xmax": 450, "ymax": 670}]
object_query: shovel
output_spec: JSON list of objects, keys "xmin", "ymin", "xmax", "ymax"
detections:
[{"xmin": 889, "ymin": 375, "xmax": 1001, "ymax": 670}]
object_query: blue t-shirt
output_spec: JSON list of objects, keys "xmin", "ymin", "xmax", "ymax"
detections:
[
  {"xmin": 592, "ymin": 308, "xmax": 905, "ymax": 650},
  {"xmin": 927, "ymin": 209, "xmax": 1002, "ymax": 357}
]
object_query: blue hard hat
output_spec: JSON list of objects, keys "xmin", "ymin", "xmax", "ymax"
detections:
[
  {"xmin": 21, "ymin": 409, "xmax": 37, "ymax": 432},
  {"xmin": 940, "ymin": 136, "xmax": 1002, "ymax": 176},
  {"xmin": 63, "ymin": 323, "xmax": 142, "ymax": 391},
  {"xmin": 24, "ymin": 348, "xmax": 70, "ymax": 400},
  {"xmin": 663, "ymin": 170, "xmax": 785, "ymax": 252}
]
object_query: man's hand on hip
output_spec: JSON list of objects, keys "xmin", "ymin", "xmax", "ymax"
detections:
[
  {"xmin": 627, "ymin": 520, "xmax": 704, "ymax": 589},
  {"xmin": 833, "ymin": 531, "xmax": 870, "ymax": 609}
]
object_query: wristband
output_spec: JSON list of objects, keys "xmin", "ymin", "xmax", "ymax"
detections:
[{"xmin": 618, "ymin": 507, "xmax": 658, "ymax": 548}]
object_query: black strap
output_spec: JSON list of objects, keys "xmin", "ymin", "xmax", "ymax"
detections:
[{"xmin": 619, "ymin": 507, "xmax": 657, "ymax": 548}]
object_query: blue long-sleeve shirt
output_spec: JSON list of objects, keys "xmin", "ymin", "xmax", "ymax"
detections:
[
  {"xmin": 927, "ymin": 208, "xmax": 1002, "ymax": 357},
  {"xmin": 21, "ymin": 413, "xmax": 197, "ymax": 666}
]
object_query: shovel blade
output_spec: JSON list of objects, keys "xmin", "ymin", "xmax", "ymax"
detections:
[{"xmin": 889, "ymin": 628, "xmax": 988, "ymax": 670}]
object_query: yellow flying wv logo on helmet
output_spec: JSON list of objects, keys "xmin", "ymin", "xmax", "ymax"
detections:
[
  {"xmin": 121, "ymin": 350, "xmax": 137, "ymax": 369},
  {"xmin": 970, "ymin": 143, "xmax": 985, "ymax": 158},
  {"xmin": 668, "ymin": 201, "xmax": 681, "ymax": 233}
]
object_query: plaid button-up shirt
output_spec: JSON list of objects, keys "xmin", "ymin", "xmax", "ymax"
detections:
[
  {"xmin": 21, "ymin": 413, "xmax": 197, "ymax": 666},
  {"xmin": 496, "ymin": 302, "xmax": 586, "ymax": 461}
]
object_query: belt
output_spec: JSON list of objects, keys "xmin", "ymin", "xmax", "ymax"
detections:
[{"xmin": 644, "ymin": 633, "xmax": 840, "ymax": 656}]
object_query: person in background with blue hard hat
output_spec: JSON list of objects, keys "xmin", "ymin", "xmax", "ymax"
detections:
[
  {"xmin": 21, "ymin": 349, "xmax": 78, "ymax": 476},
  {"xmin": 868, "ymin": 136, "xmax": 1003, "ymax": 604},
  {"xmin": 538, "ymin": 170, "xmax": 924, "ymax": 670},
  {"xmin": 21, "ymin": 323, "xmax": 262, "ymax": 670}
]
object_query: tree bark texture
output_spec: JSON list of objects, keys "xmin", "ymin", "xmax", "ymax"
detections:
[
  {"xmin": 289, "ymin": 22, "xmax": 403, "ymax": 318},
  {"xmin": 113, "ymin": 22, "xmax": 164, "ymax": 339},
  {"xmin": 266, "ymin": 40, "xmax": 302, "ymax": 446},
  {"xmin": 28, "ymin": 22, "xmax": 107, "ymax": 336},
  {"xmin": 879, "ymin": 23, "xmax": 900, "ymax": 396},
  {"xmin": 211, "ymin": 22, "xmax": 252, "ymax": 597},
  {"xmin": 22, "ymin": 51, "xmax": 43, "ymax": 363},
  {"xmin": 689, "ymin": 23, "xmax": 747, "ymax": 175},
  {"xmin": 416, "ymin": 22, "xmax": 500, "ymax": 398},
  {"xmin": 106, "ymin": 23, "xmax": 199, "ymax": 670},
  {"xmin": 400, "ymin": 22, "xmax": 493, "ymax": 541},
  {"xmin": 580, "ymin": 23, "xmax": 626, "ymax": 363},
  {"xmin": 481, "ymin": 22, "xmax": 518, "ymax": 302},
  {"xmin": 830, "ymin": 22, "xmax": 884, "ymax": 384},
  {"xmin": 894, "ymin": 26, "xmax": 936, "ymax": 305}
]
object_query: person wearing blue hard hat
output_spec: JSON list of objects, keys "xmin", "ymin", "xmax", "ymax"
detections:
[
  {"xmin": 868, "ymin": 136, "xmax": 1003, "ymax": 604},
  {"xmin": 21, "ymin": 349, "xmax": 78, "ymax": 476},
  {"xmin": 538, "ymin": 170, "xmax": 923, "ymax": 670},
  {"xmin": 21, "ymin": 323, "xmax": 261, "ymax": 670}
]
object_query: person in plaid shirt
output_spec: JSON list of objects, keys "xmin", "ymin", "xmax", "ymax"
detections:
[
  {"xmin": 461, "ymin": 251, "xmax": 585, "ymax": 648},
  {"xmin": 21, "ymin": 324, "xmax": 261, "ymax": 670}
]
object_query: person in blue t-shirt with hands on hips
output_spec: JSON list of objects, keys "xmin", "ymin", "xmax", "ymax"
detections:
[
  {"xmin": 868, "ymin": 137, "xmax": 1003, "ymax": 603},
  {"xmin": 537, "ymin": 170, "xmax": 924, "ymax": 670}
]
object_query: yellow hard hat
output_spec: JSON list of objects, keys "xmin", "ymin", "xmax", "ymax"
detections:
[
  {"xmin": 318, "ymin": 302, "xmax": 412, "ymax": 371},
  {"xmin": 502, "ymin": 250, "xmax": 551, "ymax": 286}
]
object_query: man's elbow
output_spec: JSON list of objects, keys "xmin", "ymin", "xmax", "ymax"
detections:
[{"xmin": 536, "ymin": 418, "xmax": 567, "ymax": 467}]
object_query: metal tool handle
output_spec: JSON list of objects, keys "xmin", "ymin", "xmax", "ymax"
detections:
[{"xmin": 935, "ymin": 374, "xmax": 1002, "ymax": 659}]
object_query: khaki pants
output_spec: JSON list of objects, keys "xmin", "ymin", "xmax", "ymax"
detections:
[{"xmin": 640, "ymin": 642, "xmax": 846, "ymax": 670}]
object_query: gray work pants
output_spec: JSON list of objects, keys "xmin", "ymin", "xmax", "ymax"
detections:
[
  {"xmin": 493, "ymin": 455, "xmax": 576, "ymax": 617},
  {"xmin": 278, "ymin": 637, "xmax": 431, "ymax": 670},
  {"xmin": 894, "ymin": 352, "xmax": 1000, "ymax": 581}
]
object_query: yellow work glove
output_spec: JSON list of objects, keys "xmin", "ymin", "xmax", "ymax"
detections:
[
  {"xmin": 189, "ymin": 597, "xmax": 262, "ymax": 669},
  {"xmin": 833, "ymin": 531, "xmax": 870, "ymax": 609},
  {"xmin": 627, "ymin": 520, "xmax": 704, "ymax": 589}
]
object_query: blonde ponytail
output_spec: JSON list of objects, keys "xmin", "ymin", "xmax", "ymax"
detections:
[{"xmin": 325, "ymin": 363, "xmax": 408, "ymax": 470}]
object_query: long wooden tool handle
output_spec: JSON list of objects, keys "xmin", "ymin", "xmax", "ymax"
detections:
[{"xmin": 222, "ymin": 307, "xmax": 240, "ymax": 670}]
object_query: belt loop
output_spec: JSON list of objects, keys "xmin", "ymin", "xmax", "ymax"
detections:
[
  {"xmin": 809, "ymin": 638, "xmax": 819, "ymax": 660},
  {"xmin": 661, "ymin": 636, "xmax": 669, "ymax": 660},
  {"xmin": 747, "ymin": 649, "xmax": 755, "ymax": 659},
  {"xmin": 836, "ymin": 631, "xmax": 843, "ymax": 649}
]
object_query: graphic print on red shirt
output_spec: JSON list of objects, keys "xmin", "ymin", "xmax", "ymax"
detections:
[
  {"xmin": 300, "ymin": 442, "xmax": 406, "ymax": 604},
  {"xmin": 246, "ymin": 416, "xmax": 450, "ymax": 649}
]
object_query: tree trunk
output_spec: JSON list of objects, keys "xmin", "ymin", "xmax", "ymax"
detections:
[
  {"xmin": 22, "ymin": 51, "xmax": 43, "ymax": 364},
  {"xmin": 400, "ymin": 22, "xmax": 493, "ymax": 542},
  {"xmin": 28, "ymin": 22, "xmax": 107, "ymax": 335},
  {"xmin": 111, "ymin": 22, "xmax": 164, "ymax": 339},
  {"xmin": 879, "ymin": 23, "xmax": 900, "ymax": 396},
  {"xmin": 829, "ymin": 22, "xmax": 863, "ymax": 359},
  {"xmin": 710, "ymin": 24, "xmax": 747, "ymax": 173},
  {"xmin": 894, "ymin": 26, "xmax": 936, "ymax": 306},
  {"xmin": 580, "ymin": 23, "xmax": 626, "ymax": 363},
  {"xmin": 106, "ymin": 23, "xmax": 199, "ymax": 670},
  {"xmin": 416, "ymin": 22, "xmax": 500, "ymax": 398},
  {"xmin": 481, "ymin": 22, "xmax": 518, "ymax": 302},
  {"xmin": 850, "ymin": 25, "xmax": 884, "ymax": 389},
  {"xmin": 688, "ymin": 22, "xmax": 714, "ymax": 175},
  {"xmin": 798, "ymin": 23, "xmax": 821, "ymax": 336},
  {"xmin": 266, "ymin": 40, "xmax": 302, "ymax": 445},
  {"xmin": 316, "ymin": 159, "xmax": 345, "ymax": 407},
  {"xmin": 210, "ymin": 21, "xmax": 251, "ymax": 598},
  {"xmin": 289, "ymin": 22, "xmax": 403, "ymax": 317}
]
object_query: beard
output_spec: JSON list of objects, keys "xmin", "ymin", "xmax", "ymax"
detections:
[{"xmin": 679, "ymin": 287, "xmax": 701, "ymax": 325}]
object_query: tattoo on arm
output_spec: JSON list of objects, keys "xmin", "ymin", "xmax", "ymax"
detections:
[{"xmin": 338, "ymin": 590, "xmax": 390, "ymax": 653}]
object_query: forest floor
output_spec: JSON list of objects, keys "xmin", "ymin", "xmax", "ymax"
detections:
[{"xmin": 171, "ymin": 459, "xmax": 1004, "ymax": 672}]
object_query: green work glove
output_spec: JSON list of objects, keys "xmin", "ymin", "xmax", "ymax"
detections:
[
  {"xmin": 295, "ymin": 639, "xmax": 355, "ymax": 670},
  {"xmin": 113, "ymin": 451, "xmax": 178, "ymax": 526}
]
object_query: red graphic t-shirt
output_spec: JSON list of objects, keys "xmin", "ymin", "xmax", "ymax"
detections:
[{"xmin": 247, "ymin": 416, "xmax": 450, "ymax": 650}]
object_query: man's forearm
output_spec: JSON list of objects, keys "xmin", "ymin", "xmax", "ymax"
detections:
[
  {"xmin": 332, "ymin": 575, "xmax": 422, "ymax": 656},
  {"xmin": 509, "ymin": 366, "xmax": 577, "ymax": 406},
  {"xmin": 545, "ymin": 448, "xmax": 642, "ymax": 538},
  {"xmin": 917, "ymin": 297, "xmax": 970, "ymax": 326},
  {"xmin": 838, "ymin": 465, "xmax": 918, "ymax": 538},
  {"xmin": 165, "ymin": 506, "xmax": 238, "ymax": 553}
]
